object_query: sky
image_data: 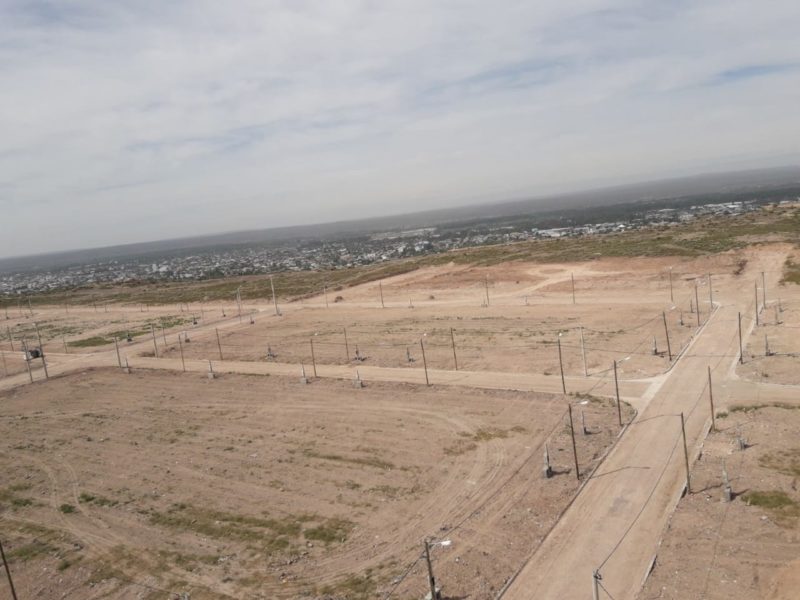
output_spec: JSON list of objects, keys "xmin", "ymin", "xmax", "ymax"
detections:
[{"xmin": 1, "ymin": 1, "xmax": 800, "ymax": 257}]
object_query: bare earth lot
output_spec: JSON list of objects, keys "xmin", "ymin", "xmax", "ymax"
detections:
[
  {"xmin": 639, "ymin": 404, "xmax": 800, "ymax": 600},
  {"xmin": 0, "ymin": 368, "xmax": 629, "ymax": 599}
]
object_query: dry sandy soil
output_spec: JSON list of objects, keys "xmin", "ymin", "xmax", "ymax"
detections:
[
  {"xmin": 0, "ymin": 368, "xmax": 630, "ymax": 600},
  {"xmin": 1, "ymin": 245, "xmax": 797, "ymax": 600},
  {"xmin": 639, "ymin": 404, "xmax": 800, "ymax": 600}
]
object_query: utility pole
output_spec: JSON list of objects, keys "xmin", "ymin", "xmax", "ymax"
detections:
[
  {"xmin": 755, "ymin": 281, "xmax": 760, "ymax": 326},
  {"xmin": 6, "ymin": 327, "xmax": 13, "ymax": 352},
  {"xmin": 592, "ymin": 570, "xmax": 600, "ymax": 600},
  {"xmin": 343, "ymin": 328, "xmax": 350, "ymax": 362},
  {"xmin": 270, "ymin": 275, "xmax": 279, "ymax": 316},
  {"xmin": 662, "ymin": 311, "xmax": 672, "ymax": 361},
  {"xmin": 571, "ymin": 273, "xmax": 576, "ymax": 305},
  {"xmin": 236, "ymin": 287, "xmax": 243, "ymax": 323},
  {"xmin": 450, "ymin": 328, "xmax": 458, "ymax": 371},
  {"xmin": 423, "ymin": 540, "xmax": 438, "ymax": 600},
  {"xmin": 21, "ymin": 340, "xmax": 33, "ymax": 383},
  {"xmin": 178, "ymin": 336, "xmax": 186, "ymax": 372},
  {"xmin": 150, "ymin": 325, "xmax": 159, "ymax": 358},
  {"xmin": 215, "ymin": 328, "xmax": 223, "ymax": 360},
  {"xmin": 114, "ymin": 337, "xmax": 122, "ymax": 368},
  {"xmin": 580, "ymin": 326, "xmax": 587, "ymax": 376},
  {"xmin": 1, "ymin": 351, "xmax": 7, "ymax": 377},
  {"xmin": 680, "ymin": 412, "xmax": 691, "ymax": 494},
  {"xmin": 323, "ymin": 285, "xmax": 329, "ymax": 309},
  {"xmin": 762, "ymin": 271, "xmax": 766, "ymax": 307},
  {"xmin": 161, "ymin": 325, "xmax": 167, "ymax": 347},
  {"xmin": 738, "ymin": 312, "xmax": 744, "ymax": 364},
  {"xmin": 0, "ymin": 537, "xmax": 19, "ymax": 600},
  {"xmin": 568, "ymin": 404, "xmax": 580, "ymax": 480},
  {"xmin": 420, "ymin": 339, "xmax": 430, "ymax": 386},
  {"xmin": 34, "ymin": 322, "xmax": 48, "ymax": 379},
  {"xmin": 62, "ymin": 335, "xmax": 68, "ymax": 354},
  {"xmin": 668, "ymin": 267, "xmax": 674, "ymax": 302},
  {"xmin": 379, "ymin": 281, "xmax": 385, "ymax": 308},
  {"xmin": 708, "ymin": 366, "xmax": 715, "ymax": 431},
  {"xmin": 613, "ymin": 360, "xmax": 622, "ymax": 427},
  {"xmin": 484, "ymin": 275, "xmax": 490, "ymax": 307},
  {"xmin": 557, "ymin": 334, "xmax": 566, "ymax": 394},
  {"xmin": 310, "ymin": 338, "xmax": 317, "ymax": 377},
  {"xmin": 694, "ymin": 281, "xmax": 701, "ymax": 327}
]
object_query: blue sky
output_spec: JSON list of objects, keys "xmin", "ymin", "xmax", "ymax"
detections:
[{"xmin": 1, "ymin": 1, "xmax": 799, "ymax": 256}]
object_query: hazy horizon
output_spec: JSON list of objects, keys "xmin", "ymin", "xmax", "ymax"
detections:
[{"xmin": 2, "ymin": 2, "xmax": 800, "ymax": 258}]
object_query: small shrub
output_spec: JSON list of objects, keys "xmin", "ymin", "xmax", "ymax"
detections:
[{"xmin": 59, "ymin": 504, "xmax": 76, "ymax": 514}]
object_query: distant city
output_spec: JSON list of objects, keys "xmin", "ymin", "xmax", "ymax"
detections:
[{"xmin": 0, "ymin": 198, "xmax": 771, "ymax": 297}]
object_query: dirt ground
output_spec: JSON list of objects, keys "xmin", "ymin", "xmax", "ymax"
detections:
[
  {"xmin": 0, "ymin": 368, "xmax": 630, "ymax": 600},
  {"xmin": 639, "ymin": 404, "xmax": 800, "ymax": 600}
]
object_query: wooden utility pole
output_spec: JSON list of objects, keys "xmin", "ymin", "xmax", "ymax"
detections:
[
  {"xmin": 150, "ymin": 325, "xmax": 159, "ymax": 358},
  {"xmin": 34, "ymin": 322, "xmax": 48, "ymax": 379},
  {"xmin": 310, "ymin": 338, "xmax": 317, "ymax": 377},
  {"xmin": 423, "ymin": 540, "xmax": 438, "ymax": 600},
  {"xmin": 236, "ymin": 287, "xmax": 243, "ymax": 323},
  {"xmin": 662, "ymin": 311, "xmax": 672, "ymax": 361},
  {"xmin": 420, "ymin": 339, "xmax": 430, "ymax": 386},
  {"xmin": 613, "ymin": 360, "xmax": 622, "ymax": 427},
  {"xmin": 571, "ymin": 273, "xmax": 576, "ymax": 305},
  {"xmin": 580, "ymin": 326, "xmax": 587, "ymax": 376},
  {"xmin": 343, "ymin": 328, "xmax": 350, "ymax": 362},
  {"xmin": 379, "ymin": 281, "xmax": 385, "ymax": 308},
  {"xmin": 114, "ymin": 337, "xmax": 122, "ymax": 368},
  {"xmin": 680, "ymin": 412, "xmax": 691, "ymax": 494},
  {"xmin": 178, "ymin": 336, "xmax": 186, "ymax": 372},
  {"xmin": 568, "ymin": 404, "xmax": 580, "ymax": 480},
  {"xmin": 708, "ymin": 366, "xmax": 715, "ymax": 431},
  {"xmin": 161, "ymin": 325, "xmax": 167, "ymax": 347},
  {"xmin": 270, "ymin": 275, "xmax": 279, "ymax": 316},
  {"xmin": 694, "ymin": 281, "xmax": 701, "ymax": 327},
  {"xmin": 62, "ymin": 335, "xmax": 68, "ymax": 354},
  {"xmin": 557, "ymin": 335, "xmax": 566, "ymax": 394},
  {"xmin": 484, "ymin": 275, "xmax": 490, "ymax": 307},
  {"xmin": 592, "ymin": 570, "xmax": 600, "ymax": 600},
  {"xmin": 215, "ymin": 328, "xmax": 223, "ymax": 360},
  {"xmin": 450, "ymin": 328, "xmax": 458, "ymax": 371},
  {"xmin": 738, "ymin": 311, "xmax": 744, "ymax": 364},
  {"xmin": 0, "ymin": 537, "xmax": 19, "ymax": 600}
]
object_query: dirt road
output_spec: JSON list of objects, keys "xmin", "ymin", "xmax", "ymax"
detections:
[{"xmin": 500, "ymin": 299, "xmax": 755, "ymax": 598}]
